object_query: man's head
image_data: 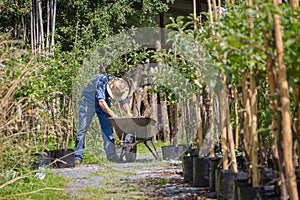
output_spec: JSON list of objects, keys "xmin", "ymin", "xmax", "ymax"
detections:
[{"xmin": 107, "ymin": 78, "xmax": 129, "ymax": 101}]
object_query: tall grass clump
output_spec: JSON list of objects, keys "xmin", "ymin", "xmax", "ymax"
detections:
[{"xmin": 0, "ymin": 34, "xmax": 72, "ymax": 198}]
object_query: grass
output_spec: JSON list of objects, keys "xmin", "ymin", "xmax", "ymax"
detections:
[
  {"xmin": 0, "ymin": 139, "xmax": 170, "ymax": 200},
  {"xmin": 71, "ymin": 164, "xmax": 161, "ymax": 200},
  {"xmin": 136, "ymin": 140, "xmax": 167, "ymax": 155},
  {"xmin": 0, "ymin": 171, "xmax": 69, "ymax": 200},
  {"xmin": 82, "ymin": 135, "xmax": 168, "ymax": 164}
]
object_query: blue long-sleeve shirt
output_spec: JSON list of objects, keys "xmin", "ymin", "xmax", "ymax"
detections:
[{"xmin": 95, "ymin": 73, "xmax": 128, "ymax": 112}]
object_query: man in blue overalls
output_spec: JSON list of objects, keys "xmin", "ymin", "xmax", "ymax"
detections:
[
  {"xmin": 95, "ymin": 74, "xmax": 132, "ymax": 162},
  {"xmin": 74, "ymin": 73, "xmax": 132, "ymax": 164}
]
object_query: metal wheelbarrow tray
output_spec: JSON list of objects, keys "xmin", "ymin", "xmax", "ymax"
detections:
[{"xmin": 109, "ymin": 116, "xmax": 159, "ymax": 162}]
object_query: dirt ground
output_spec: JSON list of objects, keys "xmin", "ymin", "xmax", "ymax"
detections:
[{"xmin": 52, "ymin": 152, "xmax": 217, "ymax": 200}]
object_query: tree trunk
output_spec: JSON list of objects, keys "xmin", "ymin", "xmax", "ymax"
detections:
[
  {"xmin": 46, "ymin": 0, "xmax": 50, "ymax": 50},
  {"xmin": 30, "ymin": 0, "xmax": 35, "ymax": 54},
  {"xmin": 207, "ymin": 0, "xmax": 214, "ymax": 27},
  {"xmin": 160, "ymin": 94, "xmax": 170, "ymax": 143},
  {"xmin": 242, "ymin": 73, "xmax": 251, "ymax": 160},
  {"xmin": 38, "ymin": 0, "xmax": 44, "ymax": 51},
  {"xmin": 212, "ymin": 0, "xmax": 218, "ymax": 21},
  {"xmin": 273, "ymin": 0, "xmax": 298, "ymax": 197},
  {"xmin": 142, "ymin": 86, "xmax": 151, "ymax": 116},
  {"xmin": 150, "ymin": 92, "xmax": 158, "ymax": 141},
  {"xmin": 187, "ymin": 100, "xmax": 191, "ymax": 144},
  {"xmin": 172, "ymin": 103, "xmax": 178, "ymax": 146},
  {"xmin": 221, "ymin": 115, "xmax": 228, "ymax": 170},
  {"xmin": 193, "ymin": 0, "xmax": 197, "ymax": 29},
  {"xmin": 177, "ymin": 102, "xmax": 183, "ymax": 144},
  {"xmin": 35, "ymin": 0, "xmax": 40, "ymax": 53},
  {"xmin": 264, "ymin": 28, "xmax": 286, "ymax": 197},
  {"xmin": 220, "ymin": 80, "xmax": 228, "ymax": 170},
  {"xmin": 293, "ymin": 84, "xmax": 300, "ymax": 166},
  {"xmin": 21, "ymin": 16, "xmax": 26, "ymax": 46},
  {"xmin": 209, "ymin": 94, "xmax": 215, "ymax": 157},
  {"xmin": 294, "ymin": 84, "xmax": 300, "ymax": 140},
  {"xmin": 133, "ymin": 88, "xmax": 143, "ymax": 116},
  {"xmin": 197, "ymin": 87, "xmax": 203, "ymax": 150},
  {"xmin": 245, "ymin": 0, "xmax": 260, "ymax": 186},
  {"xmin": 290, "ymin": 0, "xmax": 299, "ymax": 9},
  {"xmin": 50, "ymin": 0, "xmax": 57, "ymax": 53},
  {"xmin": 226, "ymin": 98, "xmax": 238, "ymax": 173},
  {"xmin": 233, "ymin": 86, "xmax": 239, "ymax": 149},
  {"xmin": 250, "ymin": 67, "xmax": 260, "ymax": 186}
]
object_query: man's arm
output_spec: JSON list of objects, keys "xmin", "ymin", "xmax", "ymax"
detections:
[
  {"xmin": 98, "ymin": 99, "xmax": 116, "ymax": 117},
  {"xmin": 122, "ymin": 103, "xmax": 133, "ymax": 117}
]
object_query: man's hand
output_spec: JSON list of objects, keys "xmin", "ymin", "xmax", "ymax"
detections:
[{"xmin": 127, "ymin": 112, "xmax": 133, "ymax": 117}]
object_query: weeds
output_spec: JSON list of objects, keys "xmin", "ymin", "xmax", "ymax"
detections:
[
  {"xmin": 0, "ymin": 34, "xmax": 73, "ymax": 199},
  {"xmin": 0, "ymin": 172, "xmax": 69, "ymax": 200}
]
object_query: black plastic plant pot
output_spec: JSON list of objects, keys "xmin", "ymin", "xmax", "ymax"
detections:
[
  {"xmin": 255, "ymin": 185, "xmax": 279, "ymax": 200},
  {"xmin": 193, "ymin": 157, "xmax": 211, "ymax": 187},
  {"xmin": 209, "ymin": 157, "xmax": 222, "ymax": 191},
  {"xmin": 176, "ymin": 144, "xmax": 189, "ymax": 159},
  {"xmin": 233, "ymin": 179, "xmax": 256, "ymax": 200},
  {"xmin": 183, "ymin": 155, "xmax": 198, "ymax": 183},
  {"xmin": 216, "ymin": 170, "xmax": 248, "ymax": 200},
  {"xmin": 125, "ymin": 146, "xmax": 137, "ymax": 162},
  {"xmin": 31, "ymin": 150, "xmax": 55, "ymax": 169},
  {"xmin": 161, "ymin": 145, "xmax": 177, "ymax": 160},
  {"xmin": 55, "ymin": 149, "xmax": 75, "ymax": 168}
]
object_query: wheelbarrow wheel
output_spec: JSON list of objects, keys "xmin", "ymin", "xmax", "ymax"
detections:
[{"xmin": 125, "ymin": 146, "xmax": 137, "ymax": 162}]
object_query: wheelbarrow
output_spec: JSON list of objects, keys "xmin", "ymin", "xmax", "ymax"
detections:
[{"xmin": 109, "ymin": 116, "xmax": 160, "ymax": 162}]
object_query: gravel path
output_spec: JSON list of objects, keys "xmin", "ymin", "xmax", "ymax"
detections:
[{"xmin": 52, "ymin": 153, "xmax": 216, "ymax": 199}]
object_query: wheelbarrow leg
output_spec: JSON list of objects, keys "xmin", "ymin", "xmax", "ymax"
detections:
[
  {"xmin": 119, "ymin": 147, "xmax": 125, "ymax": 160},
  {"xmin": 150, "ymin": 139, "xmax": 160, "ymax": 159},
  {"xmin": 118, "ymin": 133, "xmax": 126, "ymax": 160},
  {"xmin": 143, "ymin": 139, "xmax": 160, "ymax": 160}
]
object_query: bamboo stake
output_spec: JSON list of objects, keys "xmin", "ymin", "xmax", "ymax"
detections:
[
  {"xmin": 30, "ymin": 0, "xmax": 35, "ymax": 54},
  {"xmin": 38, "ymin": 0, "xmax": 44, "ymax": 51},
  {"xmin": 46, "ymin": 0, "xmax": 50, "ymax": 50},
  {"xmin": 35, "ymin": 0, "xmax": 39, "ymax": 54},
  {"xmin": 212, "ymin": 0, "xmax": 218, "ymax": 21},
  {"xmin": 50, "ymin": 0, "xmax": 57, "ymax": 53},
  {"xmin": 207, "ymin": 0, "xmax": 214, "ymax": 28},
  {"xmin": 193, "ymin": 0, "xmax": 197, "ymax": 29}
]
